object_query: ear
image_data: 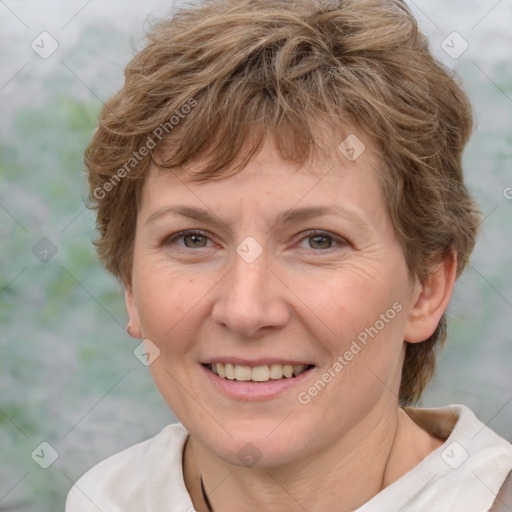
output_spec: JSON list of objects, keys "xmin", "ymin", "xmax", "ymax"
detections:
[
  {"xmin": 124, "ymin": 285, "xmax": 142, "ymax": 339},
  {"xmin": 403, "ymin": 251, "xmax": 457, "ymax": 343}
]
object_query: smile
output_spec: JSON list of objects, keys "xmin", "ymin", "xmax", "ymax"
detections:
[{"xmin": 205, "ymin": 363, "xmax": 314, "ymax": 382}]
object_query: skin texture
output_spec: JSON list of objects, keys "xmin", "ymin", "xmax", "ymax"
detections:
[{"xmin": 125, "ymin": 130, "xmax": 456, "ymax": 511}]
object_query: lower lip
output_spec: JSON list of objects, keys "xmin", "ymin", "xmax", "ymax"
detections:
[{"xmin": 201, "ymin": 364, "xmax": 315, "ymax": 401}]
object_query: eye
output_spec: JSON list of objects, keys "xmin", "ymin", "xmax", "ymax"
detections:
[
  {"xmin": 297, "ymin": 230, "xmax": 347, "ymax": 250},
  {"xmin": 163, "ymin": 230, "xmax": 213, "ymax": 249},
  {"xmin": 162, "ymin": 229, "xmax": 347, "ymax": 252}
]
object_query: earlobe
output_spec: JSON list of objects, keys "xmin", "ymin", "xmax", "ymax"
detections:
[
  {"xmin": 124, "ymin": 285, "xmax": 143, "ymax": 339},
  {"xmin": 403, "ymin": 251, "xmax": 457, "ymax": 343}
]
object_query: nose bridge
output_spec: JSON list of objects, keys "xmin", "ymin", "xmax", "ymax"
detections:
[
  {"xmin": 212, "ymin": 243, "xmax": 288, "ymax": 337},
  {"xmin": 231, "ymin": 246, "xmax": 268, "ymax": 298}
]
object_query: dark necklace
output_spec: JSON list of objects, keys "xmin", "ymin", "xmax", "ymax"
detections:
[{"xmin": 200, "ymin": 474, "xmax": 213, "ymax": 512}]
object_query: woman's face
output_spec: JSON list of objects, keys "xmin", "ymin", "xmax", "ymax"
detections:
[{"xmin": 126, "ymin": 131, "xmax": 424, "ymax": 467}]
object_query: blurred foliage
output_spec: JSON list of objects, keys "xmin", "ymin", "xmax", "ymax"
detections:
[{"xmin": 1, "ymin": 86, "xmax": 170, "ymax": 510}]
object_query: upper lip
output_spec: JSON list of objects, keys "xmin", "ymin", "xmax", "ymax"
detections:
[{"xmin": 202, "ymin": 358, "xmax": 315, "ymax": 367}]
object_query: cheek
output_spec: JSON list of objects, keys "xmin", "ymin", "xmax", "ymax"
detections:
[
  {"xmin": 133, "ymin": 261, "xmax": 209, "ymax": 351},
  {"xmin": 135, "ymin": 269, "xmax": 207, "ymax": 410},
  {"xmin": 287, "ymin": 265, "xmax": 409, "ymax": 395},
  {"xmin": 290, "ymin": 266, "xmax": 403, "ymax": 341}
]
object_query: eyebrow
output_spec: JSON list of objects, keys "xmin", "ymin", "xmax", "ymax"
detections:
[
  {"xmin": 146, "ymin": 205, "xmax": 230, "ymax": 229},
  {"xmin": 146, "ymin": 205, "xmax": 368, "ymax": 231}
]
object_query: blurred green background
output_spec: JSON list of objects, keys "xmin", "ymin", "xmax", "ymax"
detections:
[{"xmin": 0, "ymin": 1, "xmax": 511, "ymax": 510}]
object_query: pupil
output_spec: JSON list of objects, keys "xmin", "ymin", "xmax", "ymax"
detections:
[
  {"xmin": 186, "ymin": 234, "xmax": 205, "ymax": 247},
  {"xmin": 311, "ymin": 236, "xmax": 331, "ymax": 249}
]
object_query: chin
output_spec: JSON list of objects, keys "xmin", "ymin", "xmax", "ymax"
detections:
[{"xmin": 198, "ymin": 419, "xmax": 316, "ymax": 469}]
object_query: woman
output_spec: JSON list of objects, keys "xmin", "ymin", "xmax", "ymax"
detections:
[{"xmin": 66, "ymin": 0, "xmax": 512, "ymax": 510}]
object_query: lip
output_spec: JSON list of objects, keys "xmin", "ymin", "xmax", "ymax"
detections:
[
  {"xmin": 200, "ymin": 363, "xmax": 316, "ymax": 401},
  {"xmin": 202, "ymin": 357, "xmax": 314, "ymax": 366}
]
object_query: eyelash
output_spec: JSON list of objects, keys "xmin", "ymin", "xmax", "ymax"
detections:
[{"xmin": 162, "ymin": 229, "xmax": 348, "ymax": 251}]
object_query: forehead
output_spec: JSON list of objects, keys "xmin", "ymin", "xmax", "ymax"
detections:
[
  {"xmin": 138, "ymin": 128, "xmax": 389, "ymax": 237},
  {"xmin": 144, "ymin": 126, "xmax": 382, "ymax": 195}
]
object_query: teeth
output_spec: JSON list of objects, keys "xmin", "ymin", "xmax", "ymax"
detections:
[
  {"xmin": 293, "ymin": 364, "xmax": 308, "ymax": 376},
  {"xmin": 209, "ymin": 363, "xmax": 310, "ymax": 382},
  {"xmin": 269, "ymin": 364, "xmax": 284, "ymax": 379},
  {"xmin": 251, "ymin": 365, "xmax": 270, "ymax": 382},
  {"xmin": 234, "ymin": 365, "xmax": 252, "ymax": 381},
  {"xmin": 225, "ymin": 363, "xmax": 235, "ymax": 380}
]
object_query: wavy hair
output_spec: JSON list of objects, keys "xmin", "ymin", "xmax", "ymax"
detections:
[{"xmin": 85, "ymin": 0, "xmax": 482, "ymax": 404}]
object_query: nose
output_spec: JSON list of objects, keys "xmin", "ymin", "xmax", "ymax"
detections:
[{"xmin": 211, "ymin": 247, "xmax": 290, "ymax": 338}]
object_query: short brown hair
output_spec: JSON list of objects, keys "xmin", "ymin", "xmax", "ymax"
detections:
[{"xmin": 85, "ymin": 0, "xmax": 482, "ymax": 404}]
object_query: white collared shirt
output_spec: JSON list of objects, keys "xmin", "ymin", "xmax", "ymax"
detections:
[{"xmin": 66, "ymin": 405, "xmax": 512, "ymax": 512}]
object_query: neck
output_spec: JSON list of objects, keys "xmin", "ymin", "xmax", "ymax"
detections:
[{"xmin": 183, "ymin": 406, "xmax": 443, "ymax": 512}]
